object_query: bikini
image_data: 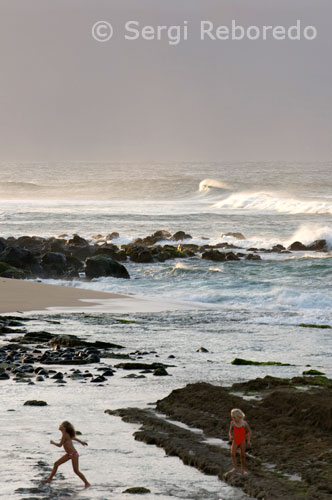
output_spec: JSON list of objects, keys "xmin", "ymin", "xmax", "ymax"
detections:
[
  {"xmin": 66, "ymin": 451, "xmax": 79, "ymax": 458},
  {"xmin": 232, "ymin": 421, "xmax": 246, "ymax": 445}
]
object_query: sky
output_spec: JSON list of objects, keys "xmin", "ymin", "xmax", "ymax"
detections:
[{"xmin": 0, "ymin": 0, "xmax": 331, "ymax": 162}]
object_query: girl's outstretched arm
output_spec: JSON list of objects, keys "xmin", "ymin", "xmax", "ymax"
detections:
[{"xmin": 73, "ymin": 437, "xmax": 88, "ymax": 446}]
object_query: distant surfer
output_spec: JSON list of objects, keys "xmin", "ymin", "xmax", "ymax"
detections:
[
  {"xmin": 42, "ymin": 421, "xmax": 90, "ymax": 487},
  {"xmin": 228, "ymin": 408, "xmax": 252, "ymax": 475}
]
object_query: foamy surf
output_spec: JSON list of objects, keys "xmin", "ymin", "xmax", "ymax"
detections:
[{"xmin": 213, "ymin": 191, "xmax": 332, "ymax": 215}]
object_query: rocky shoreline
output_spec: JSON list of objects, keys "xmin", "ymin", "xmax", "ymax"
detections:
[
  {"xmin": 0, "ymin": 230, "xmax": 330, "ymax": 281},
  {"xmin": 2, "ymin": 314, "xmax": 332, "ymax": 499},
  {"xmin": 108, "ymin": 377, "xmax": 332, "ymax": 500},
  {"xmin": 0, "ymin": 315, "xmax": 172, "ymax": 385}
]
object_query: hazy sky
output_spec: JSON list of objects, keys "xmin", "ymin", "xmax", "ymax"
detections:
[{"xmin": 0, "ymin": 0, "xmax": 331, "ymax": 162}]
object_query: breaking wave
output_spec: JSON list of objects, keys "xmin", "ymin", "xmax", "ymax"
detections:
[
  {"xmin": 213, "ymin": 191, "xmax": 332, "ymax": 215},
  {"xmin": 199, "ymin": 178, "xmax": 231, "ymax": 192}
]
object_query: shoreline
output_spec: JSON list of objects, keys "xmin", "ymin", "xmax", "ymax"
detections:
[
  {"xmin": 0, "ymin": 278, "xmax": 128, "ymax": 314},
  {"xmin": 0, "ymin": 278, "xmax": 193, "ymax": 314}
]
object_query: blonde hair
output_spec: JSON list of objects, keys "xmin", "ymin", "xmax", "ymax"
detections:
[
  {"xmin": 231, "ymin": 408, "xmax": 245, "ymax": 419},
  {"xmin": 61, "ymin": 421, "xmax": 76, "ymax": 438}
]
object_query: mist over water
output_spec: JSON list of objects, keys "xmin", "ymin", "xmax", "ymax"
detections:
[{"xmin": 1, "ymin": 161, "xmax": 332, "ymax": 243}]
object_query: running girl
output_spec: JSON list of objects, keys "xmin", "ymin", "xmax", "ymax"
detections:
[
  {"xmin": 228, "ymin": 408, "xmax": 252, "ymax": 475},
  {"xmin": 42, "ymin": 421, "xmax": 90, "ymax": 487}
]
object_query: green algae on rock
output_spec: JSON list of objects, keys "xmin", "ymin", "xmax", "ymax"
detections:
[{"xmin": 231, "ymin": 357, "xmax": 292, "ymax": 366}]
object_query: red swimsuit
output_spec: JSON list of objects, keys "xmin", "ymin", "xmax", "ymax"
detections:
[{"xmin": 233, "ymin": 422, "xmax": 246, "ymax": 445}]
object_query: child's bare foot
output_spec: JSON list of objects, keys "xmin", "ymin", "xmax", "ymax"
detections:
[
  {"xmin": 227, "ymin": 468, "xmax": 238, "ymax": 474},
  {"xmin": 84, "ymin": 482, "xmax": 91, "ymax": 488},
  {"xmin": 242, "ymin": 470, "xmax": 248, "ymax": 475},
  {"xmin": 41, "ymin": 479, "xmax": 52, "ymax": 484}
]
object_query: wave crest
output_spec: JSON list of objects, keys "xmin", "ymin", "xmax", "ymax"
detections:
[
  {"xmin": 199, "ymin": 178, "xmax": 230, "ymax": 192},
  {"xmin": 213, "ymin": 191, "xmax": 332, "ymax": 215}
]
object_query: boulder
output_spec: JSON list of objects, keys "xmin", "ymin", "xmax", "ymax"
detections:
[
  {"xmin": 306, "ymin": 239, "xmax": 328, "ymax": 251},
  {"xmin": 41, "ymin": 252, "xmax": 67, "ymax": 277},
  {"xmin": 42, "ymin": 237, "xmax": 66, "ymax": 254},
  {"xmin": 84, "ymin": 254, "xmax": 130, "ymax": 279},
  {"xmin": 201, "ymin": 250, "xmax": 226, "ymax": 262},
  {"xmin": 270, "ymin": 244, "xmax": 286, "ymax": 252},
  {"xmin": 130, "ymin": 230, "xmax": 171, "ymax": 247},
  {"xmin": 245, "ymin": 253, "xmax": 262, "ymax": 261},
  {"xmin": 129, "ymin": 247, "xmax": 154, "ymax": 263},
  {"xmin": 15, "ymin": 236, "xmax": 44, "ymax": 254},
  {"xmin": 95, "ymin": 245, "xmax": 127, "ymax": 262},
  {"xmin": 0, "ymin": 262, "xmax": 27, "ymax": 279},
  {"xmin": 0, "ymin": 245, "xmax": 35, "ymax": 269},
  {"xmin": 172, "ymin": 231, "xmax": 192, "ymax": 241},
  {"xmin": 66, "ymin": 234, "xmax": 89, "ymax": 247},
  {"xmin": 0, "ymin": 237, "xmax": 7, "ymax": 253},
  {"xmin": 288, "ymin": 241, "xmax": 307, "ymax": 251},
  {"xmin": 225, "ymin": 252, "xmax": 240, "ymax": 261},
  {"xmin": 106, "ymin": 232, "xmax": 120, "ymax": 240}
]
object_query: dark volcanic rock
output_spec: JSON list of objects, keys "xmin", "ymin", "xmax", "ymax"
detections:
[
  {"xmin": 288, "ymin": 241, "xmax": 307, "ymax": 251},
  {"xmin": 130, "ymin": 230, "xmax": 172, "ymax": 247},
  {"xmin": 123, "ymin": 487, "xmax": 151, "ymax": 494},
  {"xmin": 201, "ymin": 250, "xmax": 226, "ymax": 262},
  {"xmin": 172, "ymin": 231, "xmax": 192, "ymax": 241},
  {"xmin": 0, "ymin": 262, "xmax": 27, "ymax": 279},
  {"xmin": 153, "ymin": 367, "xmax": 169, "ymax": 376},
  {"xmin": 109, "ymin": 377, "xmax": 332, "ymax": 500},
  {"xmin": 0, "ymin": 245, "xmax": 35, "ymax": 269},
  {"xmin": 245, "ymin": 254, "xmax": 262, "ymax": 261},
  {"xmin": 84, "ymin": 254, "xmax": 130, "ymax": 279},
  {"xmin": 0, "ymin": 237, "xmax": 7, "ymax": 253},
  {"xmin": 106, "ymin": 232, "xmax": 120, "ymax": 240},
  {"xmin": 24, "ymin": 400, "xmax": 47, "ymax": 406},
  {"xmin": 41, "ymin": 252, "xmax": 67, "ymax": 277},
  {"xmin": 270, "ymin": 244, "xmax": 286, "ymax": 253},
  {"xmin": 16, "ymin": 236, "xmax": 44, "ymax": 254},
  {"xmin": 95, "ymin": 244, "xmax": 127, "ymax": 262},
  {"xmin": 42, "ymin": 237, "xmax": 66, "ymax": 254},
  {"xmin": 47, "ymin": 334, "xmax": 124, "ymax": 350},
  {"xmin": 306, "ymin": 239, "xmax": 328, "ymax": 251},
  {"xmin": 129, "ymin": 247, "xmax": 154, "ymax": 263}
]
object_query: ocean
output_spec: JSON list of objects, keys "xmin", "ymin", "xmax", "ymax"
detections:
[{"xmin": 1, "ymin": 161, "xmax": 332, "ymax": 499}]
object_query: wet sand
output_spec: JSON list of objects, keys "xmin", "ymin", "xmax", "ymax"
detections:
[{"xmin": 0, "ymin": 278, "xmax": 127, "ymax": 314}]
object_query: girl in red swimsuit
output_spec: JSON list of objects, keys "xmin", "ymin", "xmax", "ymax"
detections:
[
  {"xmin": 228, "ymin": 408, "xmax": 252, "ymax": 475},
  {"xmin": 42, "ymin": 421, "xmax": 90, "ymax": 487}
]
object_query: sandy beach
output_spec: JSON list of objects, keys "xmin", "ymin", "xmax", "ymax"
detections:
[{"xmin": 0, "ymin": 278, "xmax": 127, "ymax": 314}]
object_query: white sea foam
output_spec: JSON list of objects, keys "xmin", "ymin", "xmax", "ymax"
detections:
[
  {"xmin": 213, "ymin": 191, "xmax": 332, "ymax": 215},
  {"xmin": 285, "ymin": 225, "xmax": 332, "ymax": 248}
]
